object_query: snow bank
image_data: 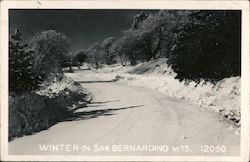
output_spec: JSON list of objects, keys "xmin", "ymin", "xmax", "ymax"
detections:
[
  {"xmin": 9, "ymin": 77, "xmax": 91, "ymax": 141},
  {"xmin": 87, "ymin": 59, "xmax": 241, "ymax": 126}
]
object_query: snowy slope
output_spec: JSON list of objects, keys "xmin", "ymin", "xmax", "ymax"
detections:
[{"xmin": 86, "ymin": 58, "xmax": 241, "ymax": 127}]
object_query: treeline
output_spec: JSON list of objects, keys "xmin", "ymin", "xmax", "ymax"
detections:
[
  {"xmin": 10, "ymin": 10, "xmax": 241, "ymax": 94},
  {"xmin": 80, "ymin": 10, "xmax": 241, "ymax": 82},
  {"xmin": 9, "ymin": 29, "xmax": 70, "ymax": 93}
]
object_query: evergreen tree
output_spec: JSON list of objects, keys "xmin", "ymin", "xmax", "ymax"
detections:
[{"xmin": 9, "ymin": 29, "xmax": 41, "ymax": 93}]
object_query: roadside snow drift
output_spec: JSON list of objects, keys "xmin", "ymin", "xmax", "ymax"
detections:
[
  {"xmin": 86, "ymin": 58, "xmax": 241, "ymax": 126},
  {"xmin": 9, "ymin": 77, "xmax": 91, "ymax": 141}
]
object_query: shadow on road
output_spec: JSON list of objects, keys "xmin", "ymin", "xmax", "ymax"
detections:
[
  {"xmin": 77, "ymin": 80, "xmax": 116, "ymax": 83},
  {"xmin": 65, "ymin": 105, "xmax": 143, "ymax": 121},
  {"xmin": 71, "ymin": 100, "xmax": 121, "ymax": 112},
  {"xmin": 91, "ymin": 100, "xmax": 120, "ymax": 104},
  {"xmin": 74, "ymin": 68, "xmax": 90, "ymax": 71}
]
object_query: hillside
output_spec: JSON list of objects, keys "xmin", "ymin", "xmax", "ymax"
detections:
[{"xmin": 86, "ymin": 58, "xmax": 241, "ymax": 129}]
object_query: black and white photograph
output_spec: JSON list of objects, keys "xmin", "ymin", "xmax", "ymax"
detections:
[{"xmin": 0, "ymin": 0, "xmax": 249, "ymax": 161}]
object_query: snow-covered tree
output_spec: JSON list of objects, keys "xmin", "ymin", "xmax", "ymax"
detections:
[
  {"xmin": 87, "ymin": 42, "xmax": 103, "ymax": 69},
  {"xmin": 29, "ymin": 30, "xmax": 70, "ymax": 80},
  {"xmin": 101, "ymin": 37, "xmax": 116, "ymax": 65},
  {"xmin": 9, "ymin": 29, "xmax": 41, "ymax": 93},
  {"xmin": 112, "ymin": 11, "xmax": 191, "ymax": 64}
]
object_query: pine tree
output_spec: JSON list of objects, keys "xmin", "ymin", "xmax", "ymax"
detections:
[{"xmin": 9, "ymin": 29, "xmax": 41, "ymax": 93}]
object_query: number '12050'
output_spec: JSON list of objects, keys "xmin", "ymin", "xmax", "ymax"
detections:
[{"xmin": 200, "ymin": 145, "xmax": 226, "ymax": 153}]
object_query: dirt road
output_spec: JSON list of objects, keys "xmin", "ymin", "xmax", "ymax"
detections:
[{"xmin": 9, "ymin": 70, "xmax": 240, "ymax": 156}]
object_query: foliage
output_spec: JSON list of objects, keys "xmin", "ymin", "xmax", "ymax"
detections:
[
  {"xmin": 113, "ymin": 32, "xmax": 142, "ymax": 65},
  {"xmin": 131, "ymin": 12, "xmax": 148, "ymax": 30},
  {"xmin": 111, "ymin": 10, "xmax": 240, "ymax": 81},
  {"xmin": 86, "ymin": 37, "xmax": 116, "ymax": 68},
  {"xmin": 101, "ymin": 37, "xmax": 116, "ymax": 65},
  {"xmin": 167, "ymin": 11, "xmax": 241, "ymax": 81},
  {"xmin": 86, "ymin": 42, "xmax": 103, "ymax": 69},
  {"xmin": 110, "ymin": 38, "xmax": 129, "ymax": 66},
  {"xmin": 29, "ymin": 30, "xmax": 70, "ymax": 80},
  {"xmin": 9, "ymin": 29, "xmax": 41, "ymax": 93},
  {"xmin": 113, "ymin": 11, "xmax": 191, "ymax": 64},
  {"xmin": 74, "ymin": 51, "xmax": 87, "ymax": 65}
]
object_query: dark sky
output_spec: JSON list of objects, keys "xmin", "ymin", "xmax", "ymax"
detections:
[{"xmin": 9, "ymin": 9, "xmax": 152, "ymax": 53}]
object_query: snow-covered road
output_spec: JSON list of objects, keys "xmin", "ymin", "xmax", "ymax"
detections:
[{"xmin": 9, "ymin": 70, "xmax": 240, "ymax": 156}]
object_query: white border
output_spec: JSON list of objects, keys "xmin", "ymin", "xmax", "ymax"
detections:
[{"xmin": 0, "ymin": 0, "xmax": 249, "ymax": 161}]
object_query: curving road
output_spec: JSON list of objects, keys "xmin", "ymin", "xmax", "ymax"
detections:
[{"xmin": 9, "ymin": 69, "xmax": 240, "ymax": 156}]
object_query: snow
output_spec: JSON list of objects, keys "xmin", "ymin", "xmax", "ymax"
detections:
[
  {"xmin": 9, "ymin": 76, "xmax": 91, "ymax": 140},
  {"xmin": 85, "ymin": 58, "xmax": 241, "ymax": 126},
  {"xmin": 10, "ymin": 69, "xmax": 240, "ymax": 155},
  {"xmin": 37, "ymin": 77, "xmax": 87, "ymax": 97}
]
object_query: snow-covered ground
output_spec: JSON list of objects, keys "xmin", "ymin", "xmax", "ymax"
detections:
[
  {"xmin": 9, "ymin": 69, "xmax": 240, "ymax": 156},
  {"xmin": 84, "ymin": 58, "xmax": 241, "ymax": 127},
  {"xmin": 9, "ymin": 76, "xmax": 91, "ymax": 140}
]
